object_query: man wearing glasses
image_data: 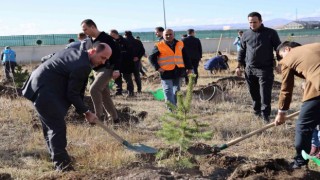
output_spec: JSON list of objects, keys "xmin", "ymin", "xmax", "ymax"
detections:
[{"xmin": 149, "ymin": 29, "xmax": 193, "ymax": 106}]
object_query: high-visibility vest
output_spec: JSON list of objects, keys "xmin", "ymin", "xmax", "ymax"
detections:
[{"xmin": 156, "ymin": 41, "xmax": 185, "ymax": 70}]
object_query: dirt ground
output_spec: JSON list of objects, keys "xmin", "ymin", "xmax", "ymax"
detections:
[{"xmin": 1, "ymin": 73, "xmax": 320, "ymax": 179}]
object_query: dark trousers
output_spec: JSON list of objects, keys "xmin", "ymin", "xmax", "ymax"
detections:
[
  {"xmin": 244, "ymin": 67, "xmax": 274, "ymax": 117},
  {"xmin": 185, "ymin": 59, "xmax": 199, "ymax": 85},
  {"xmin": 3, "ymin": 61, "xmax": 16, "ymax": 79},
  {"xmin": 294, "ymin": 96, "xmax": 320, "ymax": 165},
  {"xmin": 133, "ymin": 61, "xmax": 142, "ymax": 92},
  {"xmin": 34, "ymin": 91, "xmax": 71, "ymax": 168},
  {"xmin": 115, "ymin": 73, "xmax": 134, "ymax": 93}
]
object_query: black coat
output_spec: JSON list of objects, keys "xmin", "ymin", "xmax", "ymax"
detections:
[
  {"xmin": 115, "ymin": 36, "xmax": 134, "ymax": 73},
  {"xmin": 182, "ymin": 36, "xmax": 202, "ymax": 61}
]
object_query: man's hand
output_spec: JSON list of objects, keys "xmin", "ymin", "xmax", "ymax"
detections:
[
  {"xmin": 274, "ymin": 112, "xmax": 286, "ymax": 126},
  {"xmin": 84, "ymin": 111, "xmax": 98, "ymax": 124},
  {"xmin": 235, "ymin": 68, "xmax": 242, "ymax": 77},
  {"xmin": 186, "ymin": 69, "xmax": 193, "ymax": 74},
  {"xmin": 112, "ymin": 71, "xmax": 120, "ymax": 79}
]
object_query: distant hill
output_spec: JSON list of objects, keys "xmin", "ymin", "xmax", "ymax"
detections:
[{"xmin": 132, "ymin": 17, "xmax": 320, "ymax": 32}]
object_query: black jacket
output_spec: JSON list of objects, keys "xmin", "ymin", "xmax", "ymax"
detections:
[
  {"xmin": 182, "ymin": 36, "xmax": 202, "ymax": 61},
  {"xmin": 148, "ymin": 39, "xmax": 192, "ymax": 80},
  {"xmin": 91, "ymin": 32, "xmax": 121, "ymax": 71},
  {"xmin": 238, "ymin": 24, "xmax": 281, "ymax": 69},
  {"xmin": 125, "ymin": 35, "xmax": 145, "ymax": 60},
  {"xmin": 114, "ymin": 36, "xmax": 134, "ymax": 73}
]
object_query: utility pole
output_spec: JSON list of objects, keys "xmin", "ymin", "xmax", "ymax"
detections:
[{"xmin": 163, "ymin": 0, "xmax": 167, "ymax": 29}]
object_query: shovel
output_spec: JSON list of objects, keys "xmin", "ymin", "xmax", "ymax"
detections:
[
  {"xmin": 211, "ymin": 111, "xmax": 300, "ymax": 153},
  {"xmin": 302, "ymin": 150, "xmax": 320, "ymax": 166},
  {"xmin": 95, "ymin": 120, "xmax": 157, "ymax": 154}
]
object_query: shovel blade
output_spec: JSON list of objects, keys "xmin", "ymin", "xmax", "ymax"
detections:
[
  {"xmin": 302, "ymin": 150, "xmax": 320, "ymax": 166},
  {"xmin": 123, "ymin": 141, "xmax": 157, "ymax": 154}
]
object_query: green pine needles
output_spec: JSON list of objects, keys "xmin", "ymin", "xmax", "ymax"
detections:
[
  {"xmin": 14, "ymin": 65, "xmax": 29, "ymax": 88},
  {"xmin": 157, "ymin": 74, "xmax": 213, "ymax": 165}
]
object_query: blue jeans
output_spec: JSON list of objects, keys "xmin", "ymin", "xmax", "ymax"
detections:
[
  {"xmin": 312, "ymin": 129, "xmax": 320, "ymax": 147},
  {"xmin": 294, "ymin": 96, "xmax": 320, "ymax": 166},
  {"xmin": 161, "ymin": 78, "xmax": 182, "ymax": 105}
]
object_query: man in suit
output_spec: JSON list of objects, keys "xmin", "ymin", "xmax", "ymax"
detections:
[
  {"xmin": 22, "ymin": 43, "xmax": 112, "ymax": 171},
  {"xmin": 182, "ymin": 29, "xmax": 202, "ymax": 85},
  {"xmin": 275, "ymin": 41, "xmax": 320, "ymax": 169}
]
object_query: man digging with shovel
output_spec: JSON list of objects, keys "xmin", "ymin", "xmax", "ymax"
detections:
[
  {"xmin": 22, "ymin": 43, "xmax": 112, "ymax": 172},
  {"xmin": 275, "ymin": 41, "xmax": 320, "ymax": 169}
]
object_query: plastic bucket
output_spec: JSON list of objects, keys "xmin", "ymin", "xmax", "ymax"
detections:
[
  {"xmin": 108, "ymin": 79, "xmax": 115, "ymax": 89},
  {"xmin": 151, "ymin": 88, "xmax": 164, "ymax": 101}
]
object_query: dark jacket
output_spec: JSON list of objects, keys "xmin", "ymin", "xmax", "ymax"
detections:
[
  {"xmin": 238, "ymin": 24, "xmax": 281, "ymax": 69},
  {"xmin": 125, "ymin": 35, "xmax": 145, "ymax": 60},
  {"xmin": 204, "ymin": 56, "xmax": 229, "ymax": 70},
  {"xmin": 182, "ymin": 36, "xmax": 202, "ymax": 61},
  {"xmin": 148, "ymin": 39, "xmax": 192, "ymax": 80},
  {"xmin": 114, "ymin": 36, "xmax": 134, "ymax": 73},
  {"xmin": 22, "ymin": 48, "xmax": 91, "ymax": 114},
  {"xmin": 91, "ymin": 32, "xmax": 121, "ymax": 71}
]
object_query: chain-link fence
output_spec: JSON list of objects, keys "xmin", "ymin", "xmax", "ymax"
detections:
[{"xmin": 0, "ymin": 29, "xmax": 319, "ymax": 47}]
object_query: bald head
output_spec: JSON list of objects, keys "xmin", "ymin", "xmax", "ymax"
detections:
[
  {"xmin": 163, "ymin": 29, "xmax": 174, "ymax": 42},
  {"xmin": 89, "ymin": 43, "xmax": 112, "ymax": 67}
]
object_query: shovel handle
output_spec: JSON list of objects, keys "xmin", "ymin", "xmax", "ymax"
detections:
[
  {"xmin": 226, "ymin": 111, "xmax": 300, "ymax": 147},
  {"xmin": 95, "ymin": 119, "xmax": 126, "ymax": 144}
]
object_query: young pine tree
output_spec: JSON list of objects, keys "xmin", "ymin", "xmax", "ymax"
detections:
[{"xmin": 157, "ymin": 74, "xmax": 213, "ymax": 160}]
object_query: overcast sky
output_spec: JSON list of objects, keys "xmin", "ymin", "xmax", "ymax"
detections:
[{"xmin": 0, "ymin": 0, "xmax": 319, "ymax": 35}]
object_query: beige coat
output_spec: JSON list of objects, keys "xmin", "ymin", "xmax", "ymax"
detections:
[{"xmin": 278, "ymin": 43, "xmax": 320, "ymax": 110}]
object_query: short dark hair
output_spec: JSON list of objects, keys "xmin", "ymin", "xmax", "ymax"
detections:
[
  {"xmin": 248, "ymin": 12, "xmax": 262, "ymax": 21},
  {"xmin": 155, "ymin": 27, "xmax": 164, "ymax": 32},
  {"xmin": 110, "ymin": 29, "xmax": 119, "ymax": 35},
  {"xmin": 68, "ymin": 38, "xmax": 75, "ymax": 43},
  {"xmin": 276, "ymin": 41, "xmax": 302, "ymax": 54},
  {"xmin": 78, "ymin": 32, "xmax": 86, "ymax": 39},
  {"xmin": 238, "ymin": 30, "xmax": 243, "ymax": 33},
  {"xmin": 221, "ymin": 55, "xmax": 229, "ymax": 62},
  {"xmin": 81, "ymin": 19, "xmax": 97, "ymax": 28},
  {"xmin": 124, "ymin": 31, "xmax": 133, "ymax": 37},
  {"xmin": 187, "ymin": 29, "xmax": 194, "ymax": 35}
]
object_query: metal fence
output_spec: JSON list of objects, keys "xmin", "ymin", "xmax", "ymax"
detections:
[{"xmin": 0, "ymin": 29, "xmax": 319, "ymax": 47}]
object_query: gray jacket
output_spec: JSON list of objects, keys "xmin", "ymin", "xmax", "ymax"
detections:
[{"xmin": 22, "ymin": 48, "xmax": 91, "ymax": 114}]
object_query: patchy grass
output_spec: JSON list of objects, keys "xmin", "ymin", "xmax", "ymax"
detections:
[{"xmin": 0, "ymin": 53, "xmax": 319, "ymax": 179}]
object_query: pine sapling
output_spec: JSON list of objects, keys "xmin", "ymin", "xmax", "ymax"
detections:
[{"xmin": 157, "ymin": 74, "xmax": 213, "ymax": 162}]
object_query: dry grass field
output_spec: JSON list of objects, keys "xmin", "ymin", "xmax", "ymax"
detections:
[{"xmin": 0, "ymin": 53, "xmax": 320, "ymax": 179}]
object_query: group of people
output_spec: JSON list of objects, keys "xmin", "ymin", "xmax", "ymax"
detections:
[{"xmin": 14, "ymin": 11, "xmax": 320, "ymax": 172}]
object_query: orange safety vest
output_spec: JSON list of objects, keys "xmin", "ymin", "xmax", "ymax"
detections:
[{"xmin": 156, "ymin": 40, "xmax": 185, "ymax": 70}]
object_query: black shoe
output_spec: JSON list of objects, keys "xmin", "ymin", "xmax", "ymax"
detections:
[
  {"xmin": 289, "ymin": 161, "xmax": 308, "ymax": 170},
  {"xmin": 113, "ymin": 118, "xmax": 120, "ymax": 124},
  {"xmin": 127, "ymin": 92, "xmax": 135, "ymax": 97},
  {"xmin": 262, "ymin": 115, "xmax": 270, "ymax": 123},
  {"xmin": 115, "ymin": 92, "xmax": 122, "ymax": 96},
  {"xmin": 55, "ymin": 161, "xmax": 74, "ymax": 172}
]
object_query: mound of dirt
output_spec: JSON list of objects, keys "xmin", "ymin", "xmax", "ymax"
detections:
[
  {"xmin": 0, "ymin": 173, "xmax": 12, "ymax": 180},
  {"xmin": 65, "ymin": 96, "xmax": 147, "ymax": 124},
  {"xmin": 0, "ymin": 84, "xmax": 21, "ymax": 98}
]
